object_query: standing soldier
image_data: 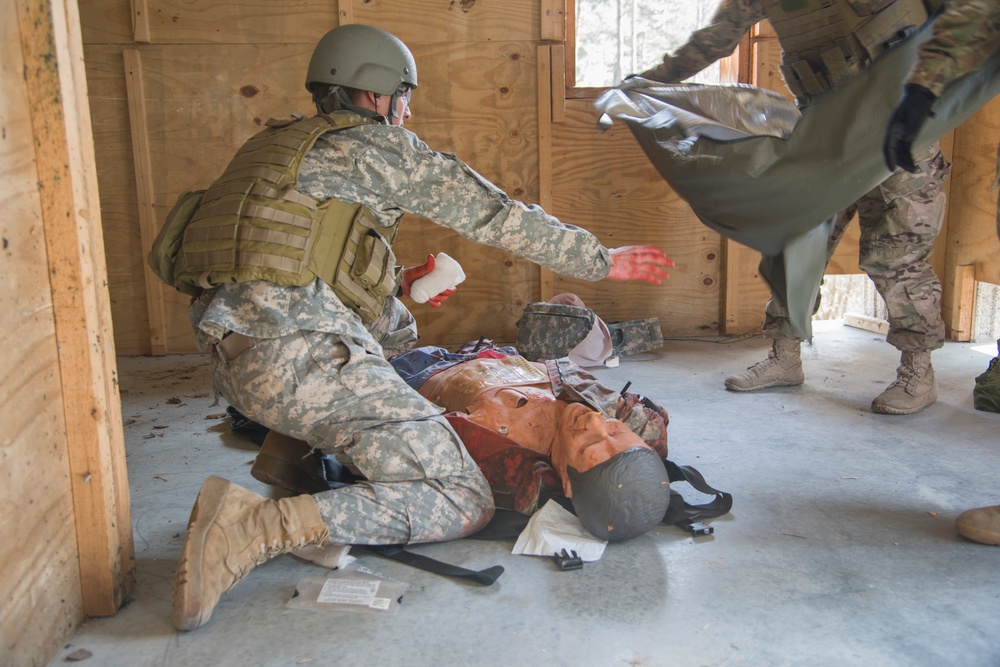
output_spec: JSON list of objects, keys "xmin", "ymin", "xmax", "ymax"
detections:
[
  {"xmin": 640, "ymin": 0, "xmax": 951, "ymax": 415},
  {"xmin": 882, "ymin": 0, "xmax": 1000, "ymax": 545}
]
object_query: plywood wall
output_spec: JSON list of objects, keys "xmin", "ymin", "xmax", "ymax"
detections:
[
  {"xmin": 82, "ymin": 2, "xmax": 998, "ymax": 354},
  {"xmin": 1, "ymin": 5, "xmax": 83, "ymax": 660},
  {"xmin": 81, "ymin": 0, "xmax": 764, "ymax": 354},
  {"xmin": 3, "ymin": 0, "xmax": 135, "ymax": 664}
]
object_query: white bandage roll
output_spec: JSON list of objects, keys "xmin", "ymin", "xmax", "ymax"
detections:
[{"xmin": 410, "ymin": 252, "xmax": 466, "ymax": 303}]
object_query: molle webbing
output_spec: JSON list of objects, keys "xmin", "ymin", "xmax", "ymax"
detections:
[
  {"xmin": 768, "ymin": 0, "xmax": 931, "ymax": 101},
  {"xmin": 173, "ymin": 114, "xmax": 400, "ymax": 323}
]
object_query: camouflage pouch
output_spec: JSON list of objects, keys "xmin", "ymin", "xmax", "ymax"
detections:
[
  {"xmin": 608, "ymin": 318, "xmax": 664, "ymax": 357},
  {"xmin": 515, "ymin": 302, "xmax": 595, "ymax": 361}
]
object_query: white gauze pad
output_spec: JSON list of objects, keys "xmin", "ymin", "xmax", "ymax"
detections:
[{"xmin": 410, "ymin": 252, "xmax": 466, "ymax": 303}]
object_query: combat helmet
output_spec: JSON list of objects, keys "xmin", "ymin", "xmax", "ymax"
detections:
[{"xmin": 306, "ymin": 24, "xmax": 417, "ymax": 97}]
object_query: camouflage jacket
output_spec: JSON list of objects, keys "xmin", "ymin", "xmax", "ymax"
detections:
[
  {"xmin": 640, "ymin": 0, "xmax": 767, "ymax": 83},
  {"xmin": 189, "ymin": 115, "xmax": 613, "ymax": 348},
  {"xmin": 908, "ymin": 0, "xmax": 1000, "ymax": 95},
  {"xmin": 640, "ymin": 0, "xmax": 964, "ymax": 85}
]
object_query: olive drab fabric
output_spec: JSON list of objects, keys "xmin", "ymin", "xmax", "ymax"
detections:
[
  {"xmin": 164, "ymin": 113, "xmax": 401, "ymax": 323},
  {"xmin": 974, "ymin": 341, "xmax": 1000, "ymax": 413},
  {"xmin": 596, "ymin": 18, "xmax": 1000, "ymax": 339},
  {"xmin": 148, "ymin": 189, "xmax": 206, "ymax": 297}
]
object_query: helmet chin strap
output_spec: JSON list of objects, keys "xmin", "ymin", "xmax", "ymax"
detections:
[
  {"xmin": 315, "ymin": 85, "xmax": 382, "ymax": 120},
  {"xmin": 387, "ymin": 91, "xmax": 402, "ymax": 123}
]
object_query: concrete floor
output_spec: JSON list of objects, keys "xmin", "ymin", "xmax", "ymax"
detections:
[{"xmin": 49, "ymin": 321, "xmax": 1000, "ymax": 667}]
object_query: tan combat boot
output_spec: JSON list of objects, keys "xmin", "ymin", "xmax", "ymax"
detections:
[
  {"xmin": 871, "ymin": 350, "xmax": 936, "ymax": 415},
  {"xmin": 251, "ymin": 431, "xmax": 331, "ymax": 494},
  {"xmin": 173, "ymin": 476, "xmax": 330, "ymax": 631},
  {"xmin": 724, "ymin": 337, "xmax": 804, "ymax": 392},
  {"xmin": 956, "ymin": 505, "xmax": 1000, "ymax": 546}
]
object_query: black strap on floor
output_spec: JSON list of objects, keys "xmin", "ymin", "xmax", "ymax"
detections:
[
  {"xmin": 365, "ymin": 545, "xmax": 504, "ymax": 586},
  {"xmin": 661, "ymin": 459, "xmax": 733, "ymax": 526}
]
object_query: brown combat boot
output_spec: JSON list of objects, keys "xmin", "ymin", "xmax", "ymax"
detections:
[
  {"xmin": 871, "ymin": 351, "xmax": 936, "ymax": 415},
  {"xmin": 724, "ymin": 337, "xmax": 804, "ymax": 392},
  {"xmin": 251, "ymin": 432, "xmax": 331, "ymax": 494},
  {"xmin": 172, "ymin": 476, "xmax": 330, "ymax": 631},
  {"xmin": 956, "ymin": 505, "xmax": 1000, "ymax": 546}
]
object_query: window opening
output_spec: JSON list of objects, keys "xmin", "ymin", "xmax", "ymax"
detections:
[{"xmin": 574, "ymin": 0, "xmax": 725, "ymax": 88}]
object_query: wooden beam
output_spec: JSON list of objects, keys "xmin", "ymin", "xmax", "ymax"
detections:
[
  {"xmin": 339, "ymin": 0, "xmax": 353, "ymax": 25},
  {"xmin": 719, "ymin": 33, "xmax": 751, "ymax": 84},
  {"xmin": 130, "ymin": 0, "xmax": 150, "ymax": 43},
  {"xmin": 540, "ymin": 0, "xmax": 565, "ymax": 41},
  {"xmin": 550, "ymin": 43, "xmax": 566, "ymax": 123},
  {"xmin": 123, "ymin": 49, "xmax": 169, "ymax": 355},
  {"xmin": 537, "ymin": 45, "xmax": 555, "ymax": 300},
  {"xmin": 944, "ymin": 264, "xmax": 977, "ymax": 342},
  {"xmin": 16, "ymin": 0, "xmax": 135, "ymax": 616}
]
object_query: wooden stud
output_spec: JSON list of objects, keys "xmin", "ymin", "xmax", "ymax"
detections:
[
  {"xmin": 550, "ymin": 44, "xmax": 566, "ymax": 123},
  {"xmin": 130, "ymin": 0, "xmax": 150, "ymax": 43},
  {"xmin": 339, "ymin": 0, "xmax": 353, "ymax": 25},
  {"xmin": 538, "ymin": 45, "xmax": 555, "ymax": 300},
  {"xmin": 844, "ymin": 313, "xmax": 890, "ymax": 335},
  {"xmin": 944, "ymin": 264, "xmax": 977, "ymax": 342},
  {"xmin": 540, "ymin": 0, "xmax": 565, "ymax": 42},
  {"xmin": 123, "ymin": 49, "xmax": 169, "ymax": 356},
  {"xmin": 16, "ymin": 0, "xmax": 135, "ymax": 616},
  {"xmin": 719, "ymin": 28, "xmax": 771, "ymax": 333}
]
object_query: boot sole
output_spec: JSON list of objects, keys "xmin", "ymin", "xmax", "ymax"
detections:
[
  {"xmin": 871, "ymin": 390, "xmax": 938, "ymax": 415},
  {"xmin": 173, "ymin": 475, "xmax": 230, "ymax": 631},
  {"xmin": 957, "ymin": 526, "xmax": 1000, "ymax": 546},
  {"xmin": 725, "ymin": 379, "xmax": 803, "ymax": 392}
]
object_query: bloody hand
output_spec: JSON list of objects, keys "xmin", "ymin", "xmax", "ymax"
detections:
[{"xmin": 605, "ymin": 246, "xmax": 674, "ymax": 285}]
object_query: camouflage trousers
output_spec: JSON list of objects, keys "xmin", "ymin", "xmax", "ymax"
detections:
[
  {"xmin": 211, "ymin": 329, "xmax": 495, "ymax": 545},
  {"xmin": 764, "ymin": 143, "xmax": 950, "ymax": 352}
]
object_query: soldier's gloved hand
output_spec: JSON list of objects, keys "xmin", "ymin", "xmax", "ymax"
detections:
[
  {"xmin": 605, "ymin": 246, "xmax": 674, "ymax": 285},
  {"xmin": 400, "ymin": 254, "xmax": 457, "ymax": 308},
  {"xmin": 883, "ymin": 83, "xmax": 937, "ymax": 173}
]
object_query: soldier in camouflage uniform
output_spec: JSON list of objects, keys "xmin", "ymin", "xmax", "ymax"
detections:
[
  {"xmin": 640, "ymin": 0, "xmax": 952, "ymax": 415},
  {"xmin": 172, "ymin": 24, "xmax": 673, "ymax": 631},
  {"xmin": 882, "ymin": 0, "xmax": 1000, "ymax": 546}
]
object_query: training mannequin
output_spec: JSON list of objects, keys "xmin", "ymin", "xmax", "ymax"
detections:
[
  {"xmin": 405, "ymin": 349, "xmax": 673, "ymax": 541},
  {"xmin": 417, "ymin": 356, "xmax": 664, "ymax": 498},
  {"xmin": 250, "ymin": 346, "xmax": 673, "ymax": 541}
]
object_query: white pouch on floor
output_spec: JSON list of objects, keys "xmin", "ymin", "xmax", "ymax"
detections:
[{"xmin": 286, "ymin": 562, "xmax": 410, "ymax": 616}]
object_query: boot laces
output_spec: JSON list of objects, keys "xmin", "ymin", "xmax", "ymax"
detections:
[{"xmin": 891, "ymin": 357, "xmax": 929, "ymax": 393}]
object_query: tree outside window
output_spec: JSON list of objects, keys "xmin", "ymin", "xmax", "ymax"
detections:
[{"xmin": 575, "ymin": 0, "xmax": 724, "ymax": 87}]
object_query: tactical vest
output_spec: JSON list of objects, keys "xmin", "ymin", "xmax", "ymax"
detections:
[
  {"xmin": 163, "ymin": 113, "xmax": 400, "ymax": 323},
  {"xmin": 767, "ymin": 0, "xmax": 940, "ymax": 102}
]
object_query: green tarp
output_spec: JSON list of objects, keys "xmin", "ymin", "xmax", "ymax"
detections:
[{"xmin": 595, "ymin": 22, "xmax": 1000, "ymax": 339}]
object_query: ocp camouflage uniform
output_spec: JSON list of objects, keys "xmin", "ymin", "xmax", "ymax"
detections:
[
  {"xmin": 642, "ymin": 0, "xmax": 951, "ymax": 352},
  {"xmin": 190, "ymin": 116, "xmax": 614, "ymax": 545},
  {"xmin": 906, "ymin": 0, "xmax": 1000, "ymax": 97},
  {"xmin": 907, "ymin": 0, "xmax": 1000, "ymax": 234}
]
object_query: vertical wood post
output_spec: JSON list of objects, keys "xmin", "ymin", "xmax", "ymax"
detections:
[
  {"xmin": 537, "ymin": 45, "xmax": 556, "ymax": 300},
  {"xmin": 15, "ymin": 0, "xmax": 135, "ymax": 616},
  {"xmin": 123, "ymin": 49, "xmax": 169, "ymax": 355}
]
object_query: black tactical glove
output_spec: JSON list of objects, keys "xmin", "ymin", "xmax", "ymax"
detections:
[{"xmin": 883, "ymin": 83, "xmax": 937, "ymax": 173}]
